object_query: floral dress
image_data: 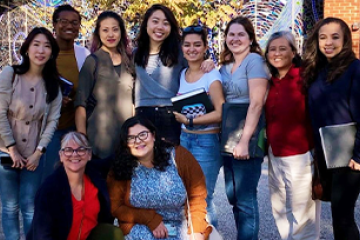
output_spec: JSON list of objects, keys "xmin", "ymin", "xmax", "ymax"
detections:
[{"xmin": 125, "ymin": 154, "xmax": 188, "ymax": 240}]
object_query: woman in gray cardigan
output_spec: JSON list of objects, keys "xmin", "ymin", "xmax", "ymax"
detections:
[{"xmin": 0, "ymin": 27, "xmax": 62, "ymax": 239}]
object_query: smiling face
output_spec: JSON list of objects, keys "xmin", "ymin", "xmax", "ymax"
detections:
[
  {"xmin": 27, "ymin": 33, "xmax": 52, "ymax": 68},
  {"xmin": 267, "ymin": 37, "xmax": 295, "ymax": 74},
  {"xmin": 182, "ymin": 33, "xmax": 207, "ymax": 63},
  {"xmin": 318, "ymin": 22, "xmax": 344, "ymax": 61},
  {"xmin": 99, "ymin": 17, "xmax": 121, "ymax": 51},
  {"xmin": 146, "ymin": 10, "xmax": 171, "ymax": 45},
  {"xmin": 127, "ymin": 124, "xmax": 155, "ymax": 162},
  {"xmin": 60, "ymin": 139, "xmax": 91, "ymax": 173},
  {"xmin": 225, "ymin": 23, "xmax": 251, "ymax": 56},
  {"xmin": 53, "ymin": 11, "xmax": 80, "ymax": 42}
]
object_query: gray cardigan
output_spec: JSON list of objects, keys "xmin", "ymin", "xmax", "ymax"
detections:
[{"xmin": 0, "ymin": 66, "xmax": 62, "ymax": 150}]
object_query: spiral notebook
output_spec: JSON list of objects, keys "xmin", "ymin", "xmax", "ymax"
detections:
[{"xmin": 319, "ymin": 122, "xmax": 356, "ymax": 169}]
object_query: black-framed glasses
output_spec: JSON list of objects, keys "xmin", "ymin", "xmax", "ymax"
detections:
[
  {"xmin": 183, "ymin": 26, "xmax": 203, "ymax": 33},
  {"xmin": 60, "ymin": 147, "xmax": 91, "ymax": 157},
  {"xmin": 56, "ymin": 18, "xmax": 80, "ymax": 27},
  {"xmin": 127, "ymin": 131, "xmax": 149, "ymax": 144}
]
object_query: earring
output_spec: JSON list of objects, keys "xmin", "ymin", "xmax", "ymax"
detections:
[
  {"xmin": 250, "ymin": 42, "xmax": 253, "ymax": 46},
  {"xmin": 25, "ymin": 52, "xmax": 28, "ymax": 56}
]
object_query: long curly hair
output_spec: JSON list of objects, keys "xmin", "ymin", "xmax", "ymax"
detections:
[
  {"xmin": 220, "ymin": 16, "xmax": 262, "ymax": 65},
  {"xmin": 134, "ymin": 4, "xmax": 181, "ymax": 68},
  {"xmin": 111, "ymin": 116, "xmax": 173, "ymax": 181},
  {"xmin": 302, "ymin": 17, "xmax": 356, "ymax": 89}
]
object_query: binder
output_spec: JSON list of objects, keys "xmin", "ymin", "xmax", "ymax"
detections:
[
  {"xmin": 220, "ymin": 103, "xmax": 265, "ymax": 157},
  {"xmin": 319, "ymin": 122, "xmax": 356, "ymax": 169},
  {"xmin": 171, "ymin": 88, "xmax": 214, "ymax": 113}
]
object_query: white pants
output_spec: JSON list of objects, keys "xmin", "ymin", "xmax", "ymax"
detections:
[{"xmin": 268, "ymin": 148, "xmax": 321, "ymax": 240}]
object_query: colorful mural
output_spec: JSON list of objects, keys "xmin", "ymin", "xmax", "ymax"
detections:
[{"xmin": 0, "ymin": 0, "xmax": 323, "ymax": 71}]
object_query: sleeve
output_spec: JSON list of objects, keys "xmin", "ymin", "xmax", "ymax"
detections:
[
  {"xmin": 106, "ymin": 172, "xmax": 163, "ymax": 235},
  {"xmin": 349, "ymin": 60, "xmax": 360, "ymax": 163},
  {"xmin": 28, "ymin": 185, "xmax": 55, "ymax": 240},
  {"xmin": 74, "ymin": 55, "xmax": 96, "ymax": 108},
  {"xmin": 247, "ymin": 54, "xmax": 270, "ymax": 80},
  {"xmin": 38, "ymin": 90, "xmax": 62, "ymax": 148},
  {"xmin": 206, "ymin": 69, "xmax": 222, "ymax": 91},
  {"xmin": 175, "ymin": 146, "xmax": 209, "ymax": 234},
  {"xmin": 0, "ymin": 66, "xmax": 16, "ymax": 147}
]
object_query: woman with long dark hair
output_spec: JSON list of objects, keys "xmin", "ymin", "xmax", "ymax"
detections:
[
  {"xmin": 303, "ymin": 17, "xmax": 360, "ymax": 240},
  {"xmin": 107, "ymin": 116, "xmax": 211, "ymax": 240},
  {"xmin": 0, "ymin": 27, "xmax": 62, "ymax": 239},
  {"xmin": 134, "ymin": 4, "xmax": 214, "ymax": 145},
  {"xmin": 264, "ymin": 31, "xmax": 320, "ymax": 239},
  {"xmin": 219, "ymin": 16, "xmax": 269, "ymax": 240},
  {"xmin": 75, "ymin": 11, "xmax": 134, "ymax": 162}
]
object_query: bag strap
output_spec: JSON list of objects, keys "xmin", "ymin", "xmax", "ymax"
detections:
[{"xmin": 170, "ymin": 150, "xmax": 196, "ymax": 240}]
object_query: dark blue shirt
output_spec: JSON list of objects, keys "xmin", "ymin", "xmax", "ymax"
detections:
[{"xmin": 308, "ymin": 59, "xmax": 360, "ymax": 163}]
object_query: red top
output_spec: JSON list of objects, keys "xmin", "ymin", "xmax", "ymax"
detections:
[
  {"xmin": 265, "ymin": 65, "xmax": 313, "ymax": 157},
  {"xmin": 67, "ymin": 175, "xmax": 100, "ymax": 240}
]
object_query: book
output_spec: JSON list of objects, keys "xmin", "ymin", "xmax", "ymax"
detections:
[
  {"xmin": 171, "ymin": 88, "xmax": 214, "ymax": 113},
  {"xmin": 220, "ymin": 103, "xmax": 265, "ymax": 157},
  {"xmin": 60, "ymin": 77, "xmax": 74, "ymax": 97},
  {"xmin": 319, "ymin": 122, "xmax": 356, "ymax": 169}
]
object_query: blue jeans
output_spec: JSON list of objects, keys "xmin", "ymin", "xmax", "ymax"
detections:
[
  {"xmin": 0, "ymin": 159, "xmax": 43, "ymax": 239},
  {"xmin": 223, "ymin": 156, "xmax": 262, "ymax": 240},
  {"xmin": 180, "ymin": 131, "xmax": 223, "ymax": 227},
  {"xmin": 42, "ymin": 127, "xmax": 74, "ymax": 182}
]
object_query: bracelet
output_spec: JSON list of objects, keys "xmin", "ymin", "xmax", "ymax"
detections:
[{"xmin": 188, "ymin": 117, "xmax": 193, "ymax": 128}]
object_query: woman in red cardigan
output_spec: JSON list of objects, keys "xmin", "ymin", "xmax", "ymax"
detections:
[
  {"xmin": 264, "ymin": 31, "xmax": 321, "ymax": 240},
  {"xmin": 107, "ymin": 116, "xmax": 212, "ymax": 240}
]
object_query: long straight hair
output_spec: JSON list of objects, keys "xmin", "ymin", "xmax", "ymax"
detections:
[
  {"xmin": 12, "ymin": 27, "xmax": 60, "ymax": 103},
  {"xmin": 134, "ymin": 4, "xmax": 181, "ymax": 68},
  {"xmin": 91, "ymin": 11, "xmax": 134, "ymax": 75}
]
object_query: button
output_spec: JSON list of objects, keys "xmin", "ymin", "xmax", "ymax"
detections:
[
  {"xmin": 30, "ymin": 88, "xmax": 34, "ymax": 92},
  {"xmin": 25, "ymin": 121, "xmax": 30, "ymax": 125},
  {"xmin": 22, "ymin": 139, "xmax": 26, "ymax": 142},
  {"xmin": 29, "ymin": 105, "xmax": 33, "ymax": 109}
]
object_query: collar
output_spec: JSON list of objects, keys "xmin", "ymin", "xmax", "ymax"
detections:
[{"xmin": 272, "ymin": 64, "xmax": 299, "ymax": 82}]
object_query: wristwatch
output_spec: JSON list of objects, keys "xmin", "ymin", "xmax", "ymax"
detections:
[{"xmin": 36, "ymin": 146, "xmax": 46, "ymax": 154}]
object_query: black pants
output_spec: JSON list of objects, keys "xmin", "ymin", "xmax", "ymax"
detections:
[
  {"xmin": 331, "ymin": 167, "xmax": 360, "ymax": 240},
  {"xmin": 135, "ymin": 106, "xmax": 181, "ymax": 145}
]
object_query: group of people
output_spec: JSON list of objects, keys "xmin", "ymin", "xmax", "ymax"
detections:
[{"xmin": 0, "ymin": 2, "xmax": 359, "ymax": 240}]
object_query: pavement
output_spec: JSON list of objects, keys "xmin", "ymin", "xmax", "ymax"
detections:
[{"xmin": 1, "ymin": 158, "xmax": 360, "ymax": 240}]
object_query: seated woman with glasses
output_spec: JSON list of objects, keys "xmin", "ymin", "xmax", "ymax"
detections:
[
  {"xmin": 173, "ymin": 25, "xmax": 225, "ymax": 227},
  {"xmin": 27, "ymin": 132, "xmax": 117, "ymax": 240},
  {"xmin": 107, "ymin": 116, "xmax": 212, "ymax": 240}
]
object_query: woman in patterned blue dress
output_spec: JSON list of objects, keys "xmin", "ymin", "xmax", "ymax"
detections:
[{"xmin": 107, "ymin": 116, "xmax": 212, "ymax": 240}]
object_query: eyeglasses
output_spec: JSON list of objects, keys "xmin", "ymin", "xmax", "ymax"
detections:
[
  {"xmin": 60, "ymin": 147, "xmax": 91, "ymax": 157},
  {"xmin": 127, "ymin": 131, "xmax": 149, "ymax": 144},
  {"xmin": 183, "ymin": 26, "xmax": 204, "ymax": 33},
  {"xmin": 56, "ymin": 18, "xmax": 80, "ymax": 27}
]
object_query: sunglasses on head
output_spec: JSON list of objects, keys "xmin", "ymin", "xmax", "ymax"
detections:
[{"xmin": 183, "ymin": 26, "xmax": 203, "ymax": 33}]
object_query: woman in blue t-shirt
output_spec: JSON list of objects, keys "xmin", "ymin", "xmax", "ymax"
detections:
[{"xmin": 173, "ymin": 25, "xmax": 225, "ymax": 227}]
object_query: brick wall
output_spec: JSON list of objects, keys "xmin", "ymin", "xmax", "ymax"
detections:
[{"xmin": 324, "ymin": 0, "xmax": 360, "ymax": 58}]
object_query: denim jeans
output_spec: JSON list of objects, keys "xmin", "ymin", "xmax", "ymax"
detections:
[
  {"xmin": 42, "ymin": 126, "xmax": 75, "ymax": 182},
  {"xmin": 223, "ymin": 156, "xmax": 262, "ymax": 240},
  {"xmin": 180, "ymin": 131, "xmax": 223, "ymax": 227},
  {"xmin": 0, "ymin": 159, "xmax": 43, "ymax": 239},
  {"xmin": 136, "ymin": 107, "xmax": 181, "ymax": 145}
]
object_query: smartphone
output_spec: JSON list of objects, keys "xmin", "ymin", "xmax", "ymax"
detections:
[
  {"xmin": 0, "ymin": 152, "xmax": 13, "ymax": 166},
  {"xmin": 164, "ymin": 223, "xmax": 178, "ymax": 237}
]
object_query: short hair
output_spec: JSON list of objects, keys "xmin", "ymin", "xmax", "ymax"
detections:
[
  {"xmin": 52, "ymin": 4, "xmax": 81, "ymax": 24},
  {"xmin": 264, "ymin": 31, "xmax": 301, "ymax": 77},
  {"xmin": 61, "ymin": 132, "xmax": 90, "ymax": 149}
]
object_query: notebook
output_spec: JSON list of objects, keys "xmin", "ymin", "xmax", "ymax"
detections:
[
  {"xmin": 60, "ymin": 77, "xmax": 74, "ymax": 97},
  {"xmin": 319, "ymin": 122, "xmax": 356, "ymax": 169},
  {"xmin": 220, "ymin": 103, "xmax": 265, "ymax": 157},
  {"xmin": 171, "ymin": 88, "xmax": 214, "ymax": 113}
]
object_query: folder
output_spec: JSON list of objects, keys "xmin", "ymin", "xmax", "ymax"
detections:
[
  {"xmin": 171, "ymin": 88, "xmax": 214, "ymax": 113},
  {"xmin": 319, "ymin": 122, "xmax": 356, "ymax": 169}
]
